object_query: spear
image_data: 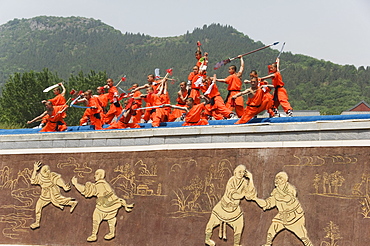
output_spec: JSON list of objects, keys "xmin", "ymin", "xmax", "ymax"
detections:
[
  {"xmin": 277, "ymin": 42, "xmax": 285, "ymax": 59},
  {"xmin": 214, "ymin": 42, "xmax": 279, "ymax": 70}
]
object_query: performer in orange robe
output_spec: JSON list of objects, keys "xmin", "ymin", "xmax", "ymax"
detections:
[
  {"xmin": 79, "ymin": 90, "xmax": 103, "ymax": 130},
  {"xmin": 129, "ymin": 83, "xmax": 143, "ymax": 124},
  {"xmin": 156, "ymin": 79, "xmax": 171, "ymax": 122},
  {"xmin": 44, "ymin": 83, "xmax": 66, "ymax": 106},
  {"xmin": 201, "ymin": 76, "xmax": 234, "ymax": 120},
  {"xmin": 103, "ymin": 78, "xmax": 122, "ymax": 124},
  {"xmin": 171, "ymin": 97, "xmax": 209, "ymax": 126},
  {"xmin": 132, "ymin": 74, "xmax": 161, "ymax": 123},
  {"xmin": 260, "ymin": 58, "xmax": 293, "ymax": 116},
  {"xmin": 27, "ymin": 101, "xmax": 68, "ymax": 132},
  {"xmin": 96, "ymin": 86, "xmax": 109, "ymax": 119},
  {"xmin": 195, "ymin": 41, "xmax": 208, "ymax": 74},
  {"xmin": 138, "ymin": 87, "xmax": 168, "ymax": 127},
  {"xmin": 233, "ymin": 77, "xmax": 264, "ymax": 124},
  {"xmin": 215, "ymin": 56, "xmax": 245, "ymax": 117},
  {"xmin": 189, "ymin": 66, "xmax": 205, "ymax": 105},
  {"xmin": 183, "ymin": 97, "xmax": 209, "ymax": 126},
  {"xmin": 40, "ymin": 83, "xmax": 66, "ymax": 126},
  {"xmin": 168, "ymin": 82, "xmax": 188, "ymax": 122},
  {"xmin": 104, "ymin": 98, "xmax": 140, "ymax": 129},
  {"xmin": 246, "ymin": 70, "xmax": 275, "ymax": 117}
]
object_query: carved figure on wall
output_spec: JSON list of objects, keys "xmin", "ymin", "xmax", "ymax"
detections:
[
  {"xmin": 204, "ymin": 164, "xmax": 256, "ymax": 246},
  {"xmin": 253, "ymin": 171, "xmax": 313, "ymax": 246},
  {"xmin": 71, "ymin": 169, "xmax": 134, "ymax": 242},
  {"xmin": 30, "ymin": 161, "xmax": 78, "ymax": 230}
]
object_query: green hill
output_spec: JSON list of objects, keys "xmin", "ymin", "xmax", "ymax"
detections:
[{"xmin": 0, "ymin": 16, "xmax": 370, "ymax": 127}]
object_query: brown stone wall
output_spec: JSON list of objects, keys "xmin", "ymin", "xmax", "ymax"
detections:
[{"xmin": 0, "ymin": 146, "xmax": 369, "ymax": 245}]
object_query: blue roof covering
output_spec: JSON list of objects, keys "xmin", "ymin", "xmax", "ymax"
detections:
[{"xmin": 1, "ymin": 114, "xmax": 370, "ymax": 135}]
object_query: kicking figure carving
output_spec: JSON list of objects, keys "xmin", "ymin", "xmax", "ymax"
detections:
[{"xmin": 30, "ymin": 161, "xmax": 77, "ymax": 229}]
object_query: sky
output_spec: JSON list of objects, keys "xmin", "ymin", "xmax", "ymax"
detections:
[{"xmin": 0, "ymin": 0, "xmax": 369, "ymax": 68}]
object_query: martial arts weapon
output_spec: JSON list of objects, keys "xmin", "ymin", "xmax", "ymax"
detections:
[
  {"xmin": 118, "ymin": 87, "xmax": 128, "ymax": 94},
  {"xmin": 69, "ymin": 94, "xmax": 93, "ymax": 109},
  {"xmin": 70, "ymin": 105, "xmax": 93, "ymax": 109},
  {"xmin": 155, "ymin": 68, "xmax": 175, "ymax": 81},
  {"xmin": 115, "ymin": 97, "xmax": 135, "ymax": 122},
  {"xmin": 214, "ymin": 42, "xmax": 279, "ymax": 70},
  {"xmin": 43, "ymin": 83, "xmax": 61, "ymax": 92},
  {"xmin": 69, "ymin": 92, "xmax": 84, "ymax": 107},
  {"xmin": 133, "ymin": 104, "xmax": 171, "ymax": 111},
  {"xmin": 155, "ymin": 68, "xmax": 161, "ymax": 79},
  {"xmin": 115, "ymin": 75, "xmax": 126, "ymax": 87},
  {"xmin": 277, "ymin": 42, "xmax": 285, "ymax": 59}
]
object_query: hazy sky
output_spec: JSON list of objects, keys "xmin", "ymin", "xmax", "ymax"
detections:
[{"xmin": 1, "ymin": 0, "xmax": 369, "ymax": 67}]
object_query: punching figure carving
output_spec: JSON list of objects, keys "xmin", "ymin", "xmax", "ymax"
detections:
[
  {"xmin": 205, "ymin": 164, "xmax": 256, "ymax": 246},
  {"xmin": 71, "ymin": 169, "xmax": 134, "ymax": 242}
]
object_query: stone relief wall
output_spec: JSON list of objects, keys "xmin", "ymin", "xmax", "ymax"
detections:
[{"xmin": 0, "ymin": 146, "xmax": 369, "ymax": 245}]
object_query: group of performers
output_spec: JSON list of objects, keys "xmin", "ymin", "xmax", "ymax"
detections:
[{"xmin": 27, "ymin": 42, "xmax": 293, "ymax": 132}]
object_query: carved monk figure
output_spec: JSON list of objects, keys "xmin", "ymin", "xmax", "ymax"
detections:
[
  {"xmin": 71, "ymin": 169, "xmax": 134, "ymax": 242},
  {"xmin": 253, "ymin": 171, "xmax": 313, "ymax": 246},
  {"xmin": 205, "ymin": 164, "xmax": 256, "ymax": 246},
  {"xmin": 30, "ymin": 161, "xmax": 78, "ymax": 229}
]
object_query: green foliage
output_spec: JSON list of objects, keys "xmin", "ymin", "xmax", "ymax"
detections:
[
  {"xmin": 0, "ymin": 122, "xmax": 23, "ymax": 129},
  {"xmin": 0, "ymin": 69, "xmax": 61, "ymax": 127}
]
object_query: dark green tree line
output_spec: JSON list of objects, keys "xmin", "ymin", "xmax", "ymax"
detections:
[{"xmin": 0, "ymin": 69, "xmax": 109, "ymax": 127}]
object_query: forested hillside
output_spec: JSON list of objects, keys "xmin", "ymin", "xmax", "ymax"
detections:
[{"xmin": 0, "ymin": 16, "xmax": 370, "ymax": 127}]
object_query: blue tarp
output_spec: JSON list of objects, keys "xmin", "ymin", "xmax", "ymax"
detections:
[{"xmin": 1, "ymin": 114, "xmax": 370, "ymax": 135}]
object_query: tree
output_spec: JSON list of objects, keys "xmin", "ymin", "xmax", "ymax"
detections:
[
  {"xmin": 322, "ymin": 221, "xmax": 342, "ymax": 246},
  {"xmin": 313, "ymin": 174, "xmax": 321, "ymax": 194},
  {"xmin": 0, "ymin": 69, "xmax": 61, "ymax": 127}
]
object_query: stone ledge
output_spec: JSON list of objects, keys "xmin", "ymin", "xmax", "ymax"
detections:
[{"xmin": 0, "ymin": 119, "xmax": 370, "ymax": 150}]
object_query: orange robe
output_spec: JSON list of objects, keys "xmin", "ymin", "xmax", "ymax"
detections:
[
  {"xmin": 131, "ymin": 90, "xmax": 143, "ymax": 124},
  {"xmin": 201, "ymin": 82, "xmax": 232, "ymax": 120},
  {"xmin": 235, "ymin": 88, "xmax": 264, "ymax": 124},
  {"xmin": 168, "ymin": 90, "xmax": 187, "ymax": 122},
  {"xmin": 142, "ymin": 83, "xmax": 160, "ymax": 122},
  {"xmin": 224, "ymin": 74, "xmax": 244, "ymax": 117},
  {"xmin": 48, "ymin": 94, "xmax": 66, "ymax": 106},
  {"xmin": 40, "ymin": 105, "xmax": 68, "ymax": 132},
  {"xmin": 190, "ymin": 74, "xmax": 204, "ymax": 105},
  {"xmin": 144, "ymin": 93, "xmax": 166, "ymax": 127},
  {"xmin": 97, "ymin": 93, "xmax": 109, "ymax": 111},
  {"xmin": 183, "ymin": 104, "xmax": 208, "ymax": 126},
  {"xmin": 105, "ymin": 98, "xmax": 140, "ymax": 129},
  {"xmin": 104, "ymin": 86, "xmax": 122, "ymax": 124},
  {"xmin": 80, "ymin": 97, "xmax": 103, "ymax": 130},
  {"xmin": 258, "ymin": 79, "xmax": 274, "ymax": 116},
  {"xmin": 272, "ymin": 71, "xmax": 292, "ymax": 113}
]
